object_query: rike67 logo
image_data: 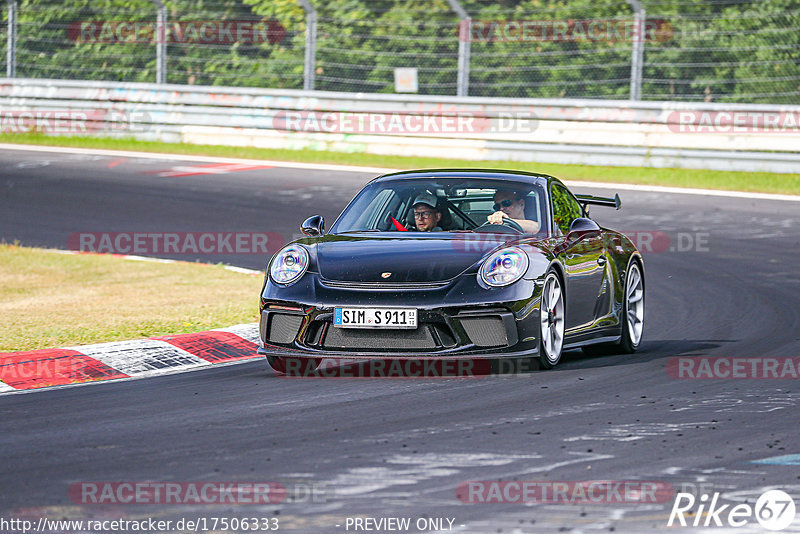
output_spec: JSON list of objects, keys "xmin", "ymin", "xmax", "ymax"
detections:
[{"xmin": 668, "ymin": 489, "xmax": 796, "ymax": 531}]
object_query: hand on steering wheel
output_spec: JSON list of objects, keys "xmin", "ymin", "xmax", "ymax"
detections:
[{"xmin": 480, "ymin": 213, "xmax": 524, "ymax": 233}]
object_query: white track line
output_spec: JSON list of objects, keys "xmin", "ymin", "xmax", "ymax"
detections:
[
  {"xmin": 1, "ymin": 142, "xmax": 797, "ymax": 202},
  {"xmin": 224, "ymin": 265, "xmax": 263, "ymax": 275},
  {"xmin": 0, "ymin": 143, "xmax": 390, "ymax": 174},
  {"xmin": 566, "ymin": 180, "xmax": 800, "ymax": 202},
  {"xmin": 45, "ymin": 248, "xmax": 262, "ymax": 275}
]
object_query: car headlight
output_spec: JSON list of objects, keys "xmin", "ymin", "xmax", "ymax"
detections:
[
  {"xmin": 269, "ymin": 245, "xmax": 309, "ymax": 286},
  {"xmin": 479, "ymin": 247, "xmax": 529, "ymax": 287}
]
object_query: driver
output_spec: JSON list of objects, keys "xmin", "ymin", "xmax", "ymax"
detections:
[
  {"xmin": 487, "ymin": 189, "xmax": 540, "ymax": 233},
  {"xmin": 412, "ymin": 192, "xmax": 443, "ymax": 232}
]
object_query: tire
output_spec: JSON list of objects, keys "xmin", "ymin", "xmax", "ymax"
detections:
[
  {"xmin": 537, "ymin": 270, "xmax": 565, "ymax": 369},
  {"xmin": 266, "ymin": 356, "xmax": 320, "ymax": 375},
  {"xmin": 618, "ymin": 260, "xmax": 644, "ymax": 353}
]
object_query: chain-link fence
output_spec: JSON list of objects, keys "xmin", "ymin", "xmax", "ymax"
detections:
[{"xmin": 2, "ymin": 0, "xmax": 799, "ymax": 104}]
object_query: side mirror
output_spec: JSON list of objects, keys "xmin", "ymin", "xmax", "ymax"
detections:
[
  {"xmin": 567, "ymin": 217, "xmax": 601, "ymax": 241},
  {"xmin": 301, "ymin": 215, "xmax": 325, "ymax": 237}
]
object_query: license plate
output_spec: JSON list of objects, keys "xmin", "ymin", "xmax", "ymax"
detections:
[{"xmin": 333, "ymin": 307, "xmax": 417, "ymax": 329}]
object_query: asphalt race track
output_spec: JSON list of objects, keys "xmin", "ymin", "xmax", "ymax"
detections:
[{"xmin": 1, "ymin": 147, "xmax": 799, "ymax": 533}]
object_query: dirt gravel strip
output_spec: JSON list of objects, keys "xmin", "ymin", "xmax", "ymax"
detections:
[{"xmin": 0, "ymin": 323, "xmax": 260, "ymax": 395}]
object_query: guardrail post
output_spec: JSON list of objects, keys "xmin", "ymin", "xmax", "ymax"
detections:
[
  {"xmin": 447, "ymin": 0, "xmax": 470, "ymax": 97},
  {"xmin": 151, "ymin": 0, "xmax": 167, "ymax": 84},
  {"xmin": 6, "ymin": 0, "xmax": 17, "ymax": 78},
  {"xmin": 297, "ymin": 0, "xmax": 317, "ymax": 91},
  {"xmin": 627, "ymin": 0, "xmax": 645, "ymax": 100}
]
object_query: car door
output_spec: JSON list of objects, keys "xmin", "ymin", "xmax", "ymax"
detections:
[{"xmin": 551, "ymin": 183, "xmax": 607, "ymax": 332}]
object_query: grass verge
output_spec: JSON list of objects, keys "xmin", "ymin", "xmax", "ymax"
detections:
[
  {"xmin": 0, "ymin": 133, "xmax": 798, "ymax": 195},
  {"xmin": 0, "ymin": 243, "xmax": 263, "ymax": 352}
]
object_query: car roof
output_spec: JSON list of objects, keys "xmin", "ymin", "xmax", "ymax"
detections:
[{"xmin": 368, "ymin": 168, "xmax": 558, "ymax": 187}]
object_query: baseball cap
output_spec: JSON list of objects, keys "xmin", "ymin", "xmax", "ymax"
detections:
[{"xmin": 413, "ymin": 192, "xmax": 438, "ymax": 209}]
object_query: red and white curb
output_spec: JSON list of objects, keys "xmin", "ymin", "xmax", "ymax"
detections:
[{"xmin": 0, "ymin": 323, "xmax": 261, "ymax": 395}]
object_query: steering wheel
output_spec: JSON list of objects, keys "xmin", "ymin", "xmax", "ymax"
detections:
[{"xmin": 478, "ymin": 217, "xmax": 525, "ymax": 233}]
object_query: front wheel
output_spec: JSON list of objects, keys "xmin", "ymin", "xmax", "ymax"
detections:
[
  {"xmin": 537, "ymin": 271, "xmax": 565, "ymax": 369},
  {"xmin": 266, "ymin": 356, "xmax": 320, "ymax": 375}
]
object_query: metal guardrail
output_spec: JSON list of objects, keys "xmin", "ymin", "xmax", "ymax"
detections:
[{"xmin": 1, "ymin": 78, "xmax": 799, "ymax": 173}]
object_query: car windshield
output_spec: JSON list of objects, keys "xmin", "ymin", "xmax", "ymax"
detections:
[{"xmin": 330, "ymin": 177, "xmax": 550, "ymax": 236}]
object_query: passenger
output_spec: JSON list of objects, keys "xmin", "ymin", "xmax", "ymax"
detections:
[
  {"xmin": 487, "ymin": 190, "xmax": 540, "ymax": 233},
  {"xmin": 412, "ymin": 192, "xmax": 443, "ymax": 232}
]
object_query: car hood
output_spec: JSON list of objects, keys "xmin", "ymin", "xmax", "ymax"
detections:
[{"xmin": 315, "ymin": 233, "xmax": 516, "ymax": 283}]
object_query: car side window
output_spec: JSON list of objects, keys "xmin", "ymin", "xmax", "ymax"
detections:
[
  {"xmin": 551, "ymin": 185, "xmax": 584, "ymax": 235},
  {"xmin": 522, "ymin": 191, "xmax": 541, "ymax": 226}
]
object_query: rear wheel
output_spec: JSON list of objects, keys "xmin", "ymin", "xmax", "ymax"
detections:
[
  {"xmin": 266, "ymin": 356, "xmax": 320, "ymax": 375},
  {"xmin": 538, "ymin": 271, "xmax": 565, "ymax": 369},
  {"xmin": 619, "ymin": 261, "xmax": 644, "ymax": 353}
]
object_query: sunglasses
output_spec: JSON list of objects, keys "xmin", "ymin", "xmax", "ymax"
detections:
[{"xmin": 493, "ymin": 198, "xmax": 518, "ymax": 211}]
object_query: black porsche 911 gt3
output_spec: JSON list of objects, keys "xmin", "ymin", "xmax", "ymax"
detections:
[{"xmin": 257, "ymin": 169, "xmax": 644, "ymax": 372}]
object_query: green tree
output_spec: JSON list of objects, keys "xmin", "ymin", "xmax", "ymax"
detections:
[
  {"xmin": 710, "ymin": 0, "xmax": 800, "ymax": 103},
  {"xmin": 17, "ymin": 0, "xmax": 159, "ymax": 82}
]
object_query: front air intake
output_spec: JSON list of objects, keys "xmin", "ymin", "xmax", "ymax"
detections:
[
  {"xmin": 460, "ymin": 316, "xmax": 509, "ymax": 348},
  {"xmin": 263, "ymin": 313, "xmax": 303, "ymax": 344},
  {"xmin": 322, "ymin": 327, "xmax": 436, "ymax": 350}
]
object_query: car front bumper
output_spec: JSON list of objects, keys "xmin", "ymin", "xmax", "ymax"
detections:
[{"xmin": 257, "ymin": 274, "xmax": 543, "ymax": 360}]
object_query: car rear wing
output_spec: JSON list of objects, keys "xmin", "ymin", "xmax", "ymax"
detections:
[{"xmin": 575, "ymin": 193, "xmax": 622, "ymax": 210}]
